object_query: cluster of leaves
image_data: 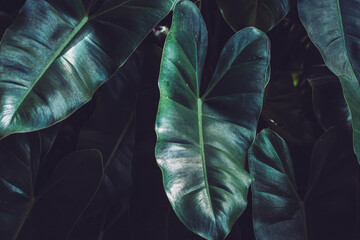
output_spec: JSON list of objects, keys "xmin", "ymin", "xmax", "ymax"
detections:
[{"xmin": 0, "ymin": 0, "xmax": 359, "ymax": 239}]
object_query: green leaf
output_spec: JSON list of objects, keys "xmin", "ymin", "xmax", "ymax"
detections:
[
  {"xmin": 307, "ymin": 64, "xmax": 351, "ymax": 131},
  {"xmin": 249, "ymin": 129, "xmax": 305, "ymax": 240},
  {"xmin": 216, "ymin": 0, "xmax": 293, "ymax": 32},
  {"xmin": 249, "ymin": 127, "xmax": 357, "ymax": 240},
  {"xmin": 76, "ymin": 50, "xmax": 141, "ymax": 219},
  {"xmin": 0, "ymin": 133, "xmax": 104, "ymax": 240},
  {"xmin": 155, "ymin": 1, "xmax": 270, "ymax": 239},
  {"xmin": 0, "ymin": 0, "xmax": 175, "ymax": 138},
  {"xmin": 298, "ymin": 0, "xmax": 360, "ymax": 163}
]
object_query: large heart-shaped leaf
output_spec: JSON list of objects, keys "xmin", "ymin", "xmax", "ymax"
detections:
[
  {"xmin": 249, "ymin": 127, "xmax": 357, "ymax": 240},
  {"xmin": 0, "ymin": 0, "xmax": 175, "ymax": 138},
  {"xmin": 298, "ymin": 0, "xmax": 360, "ymax": 163},
  {"xmin": 155, "ymin": 1, "xmax": 270, "ymax": 239},
  {"xmin": 216, "ymin": 0, "xmax": 293, "ymax": 32},
  {"xmin": 0, "ymin": 133, "xmax": 104, "ymax": 240},
  {"xmin": 76, "ymin": 49, "xmax": 141, "ymax": 219}
]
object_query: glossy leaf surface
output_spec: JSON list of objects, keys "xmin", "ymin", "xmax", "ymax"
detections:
[
  {"xmin": 249, "ymin": 129, "xmax": 305, "ymax": 240},
  {"xmin": 0, "ymin": 0, "xmax": 175, "ymax": 138},
  {"xmin": 249, "ymin": 127, "xmax": 357, "ymax": 240},
  {"xmin": 155, "ymin": 1, "xmax": 270, "ymax": 239},
  {"xmin": 0, "ymin": 132, "xmax": 104, "ymax": 240},
  {"xmin": 298, "ymin": 0, "xmax": 360, "ymax": 163},
  {"xmin": 216, "ymin": 0, "xmax": 292, "ymax": 32},
  {"xmin": 77, "ymin": 51, "xmax": 141, "ymax": 218}
]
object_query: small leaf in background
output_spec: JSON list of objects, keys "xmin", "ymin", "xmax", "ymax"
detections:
[
  {"xmin": 155, "ymin": 1, "xmax": 270, "ymax": 239},
  {"xmin": 216, "ymin": 0, "xmax": 293, "ymax": 32},
  {"xmin": 249, "ymin": 127, "xmax": 357, "ymax": 240},
  {"xmin": 0, "ymin": 0, "xmax": 175, "ymax": 138},
  {"xmin": 298, "ymin": 0, "xmax": 360, "ymax": 163},
  {"xmin": 306, "ymin": 64, "xmax": 351, "ymax": 131}
]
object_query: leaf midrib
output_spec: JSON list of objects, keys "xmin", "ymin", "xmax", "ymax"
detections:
[
  {"xmin": 105, "ymin": 108, "xmax": 136, "ymax": 170},
  {"xmin": 191, "ymin": 18, "xmax": 216, "ymax": 220},
  {"xmin": 9, "ymin": 16, "xmax": 89, "ymax": 125}
]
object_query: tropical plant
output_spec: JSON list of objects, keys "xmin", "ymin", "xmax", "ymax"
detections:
[{"xmin": 0, "ymin": 0, "xmax": 358, "ymax": 239}]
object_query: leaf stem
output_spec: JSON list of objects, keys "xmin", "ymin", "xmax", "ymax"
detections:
[
  {"xmin": 12, "ymin": 197, "xmax": 35, "ymax": 240},
  {"xmin": 299, "ymin": 201, "xmax": 308, "ymax": 240}
]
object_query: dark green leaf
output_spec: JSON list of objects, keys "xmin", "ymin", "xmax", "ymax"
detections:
[
  {"xmin": 155, "ymin": 1, "xmax": 270, "ymax": 239},
  {"xmin": 216, "ymin": 0, "xmax": 293, "ymax": 32},
  {"xmin": 16, "ymin": 149, "xmax": 103, "ymax": 240},
  {"xmin": 249, "ymin": 129, "xmax": 305, "ymax": 240},
  {"xmin": 0, "ymin": 0, "xmax": 175, "ymax": 138},
  {"xmin": 69, "ymin": 205, "xmax": 131, "ymax": 240},
  {"xmin": 0, "ymin": 132, "xmax": 104, "ymax": 240},
  {"xmin": 0, "ymin": 133, "xmax": 41, "ymax": 239},
  {"xmin": 304, "ymin": 127, "xmax": 357, "ymax": 240},
  {"xmin": 298, "ymin": 0, "xmax": 360, "ymax": 163},
  {"xmin": 307, "ymin": 64, "xmax": 351, "ymax": 131},
  {"xmin": 249, "ymin": 127, "xmax": 357, "ymax": 240},
  {"xmin": 76, "ymin": 50, "xmax": 141, "ymax": 219}
]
